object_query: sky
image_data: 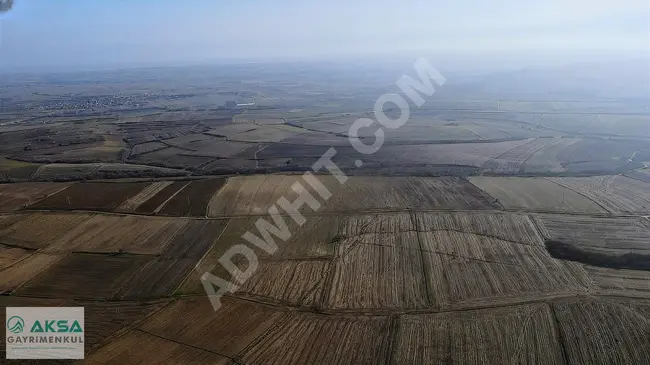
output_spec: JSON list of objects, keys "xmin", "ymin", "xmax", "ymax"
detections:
[{"xmin": 0, "ymin": 0, "xmax": 649, "ymax": 70}]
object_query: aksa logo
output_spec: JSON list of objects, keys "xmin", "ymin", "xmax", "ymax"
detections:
[
  {"xmin": 6, "ymin": 316, "xmax": 24, "ymax": 334},
  {"xmin": 30, "ymin": 320, "xmax": 83, "ymax": 333}
]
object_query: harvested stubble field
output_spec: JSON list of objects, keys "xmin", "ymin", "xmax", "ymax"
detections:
[
  {"xmin": 469, "ymin": 176, "xmax": 608, "ymax": 214},
  {"xmin": 0, "ymin": 212, "xmax": 93, "ymax": 249},
  {"xmin": 548, "ymin": 175, "xmax": 650, "ymax": 213},
  {"xmin": 44, "ymin": 214, "xmax": 188, "ymax": 255},
  {"xmin": 28, "ymin": 181, "xmax": 150, "ymax": 211},
  {"xmin": 394, "ymin": 304, "xmax": 564, "ymax": 365},
  {"xmin": 0, "ymin": 172, "xmax": 649, "ymax": 363},
  {"xmin": 482, "ymin": 137, "xmax": 558, "ymax": 174},
  {"xmin": 15, "ymin": 253, "xmax": 153, "ymax": 299},
  {"xmin": 535, "ymin": 214, "xmax": 650, "ymax": 254},
  {"xmin": 158, "ymin": 178, "xmax": 226, "ymax": 216},
  {"xmin": 208, "ymin": 175, "xmax": 498, "ymax": 216},
  {"xmin": 0, "ymin": 182, "xmax": 71, "ymax": 211}
]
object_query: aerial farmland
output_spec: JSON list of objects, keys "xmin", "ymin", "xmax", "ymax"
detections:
[{"xmin": 0, "ymin": 56, "xmax": 649, "ymax": 364}]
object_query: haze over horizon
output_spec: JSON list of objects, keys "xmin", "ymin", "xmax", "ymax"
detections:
[{"xmin": 0, "ymin": 0, "xmax": 649, "ymax": 71}]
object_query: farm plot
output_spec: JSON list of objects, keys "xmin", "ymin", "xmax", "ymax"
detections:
[
  {"xmin": 0, "ymin": 182, "xmax": 71, "ymax": 211},
  {"xmin": 428, "ymin": 246, "xmax": 593, "ymax": 307},
  {"xmin": 15, "ymin": 253, "xmax": 152, "ymax": 299},
  {"xmin": 208, "ymin": 175, "xmax": 498, "ymax": 217},
  {"xmin": 184, "ymin": 140, "xmax": 254, "ymax": 158},
  {"xmin": 522, "ymin": 137, "xmax": 582, "ymax": 173},
  {"xmin": 158, "ymin": 178, "xmax": 226, "ymax": 217},
  {"xmin": 0, "ymin": 253, "xmax": 67, "ymax": 293},
  {"xmin": 0, "ymin": 244, "xmax": 31, "ymax": 270},
  {"xmin": 548, "ymin": 175, "xmax": 650, "ymax": 213},
  {"xmin": 115, "ymin": 181, "xmax": 173, "ymax": 212},
  {"xmin": 235, "ymin": 259, "xmax": 330, "ymax": 306},
  {"xmin": 85, "ymin": 330, "xmax": 231, "ymax": 365},
  {"xmin": 241, "ymin": 312, "xmax": 391, "ymax": 365},
  {"xmin": 413, "ymin": 225, "xmax": 593, "ymax": 307},
  {"xmin": 205, "ymin": 123, "xmax": 259, "ymax": 137},
  {"xmin": 469, "ymin": 176, "xmax": 607, "ymax": 214},
  {"xmin": 552, "ymin": 297, "xmax": 650, "ymax": 365},
  {"xmin": 31, "ymin": 163, "xmax": 101, "ymax": 180},
  {"xmin": 140, "ymin": 296, "xmax": 287, "ymax": 358},
  {"xmin": 228, "ymin": 125, "xmax": 310, "ymax": 143},
  {"xmin": 482, "ymin": 137, "xmax": 558, "ymax": 174},
  {"xmin": 180, "ymin": 213, "xmax": 413, "ymax": 295},
  {"xmin": 44, "ymin": 215, "xmax": 188, "ymax": 255},
  {"xmin": 394, "ymin": 303, "xmax": 564, "ymax": 365},
  {"xmin": 29, "ymin": 182, "xmax": 150, "ymax": 211},
  {"xmin": 625, "ymin": 168, "xmax": 650, "ymax": 183},
  {"xmin": 0, "ymin": 212, "xmax": 93, "ymax": 249},
  {"xmin": 130, "ymin": 141, "xmax": 166, "ymax": 156},
  {"xmin": 583, "ymin": 265, "xmax": 650, "ymax": 297},
  {"xmin": 326, "ymin": 241, "xmax": 430, "ymax": 309},
  {"xmin": 535, "ymin": 214, "xmax": 650, "ymax": 254},
  {"xmin": 415, "ymin": 211, "xmax": 543, "ymax": 246},
  {"xmin": 73, "ymin": 299, "xmax": 171, "ymax": 350},
  {"xmin": 134, "ymin": 181, "xmax": 189, "ymax": 214}
]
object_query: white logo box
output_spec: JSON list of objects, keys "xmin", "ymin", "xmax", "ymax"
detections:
[{"xmin": 5, "ymin": 307, "xmax": 85, "ymax": 360}]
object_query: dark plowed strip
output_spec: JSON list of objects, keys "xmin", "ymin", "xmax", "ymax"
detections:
[{"xmin": 158, "ymin": 178, "xmax": 226, "ymax": 217}]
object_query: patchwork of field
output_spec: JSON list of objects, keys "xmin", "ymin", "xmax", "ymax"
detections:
[{"xmin": 0, "ymin": 174, "xmax": 648, "ymax": 363}]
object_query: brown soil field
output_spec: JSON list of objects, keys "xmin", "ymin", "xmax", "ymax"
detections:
[
  {"xmin": 548, "ymin": 175, "xmax": 650, "ymax": 213},
  {"xmin": 84, "ymin": 329, "xmax": 231, "ymax": 365},
  {"xmin": 0, "ymin": 244, "xmax": 31, "ymax": 271},
  {"xmin": 327, "ymin": 242, "xmax": 430, "ymax": 309},
  {"xmin": 208, "ymin": 175, "xmax": 498, "ymax": 217},
  {"xmin": 28, "ymin": 182, "xmax": 150, "ymax": 211},
  {"xmin": 394, "ymin": 303, "xmax": 564, "ymax": 365},
  {"xmin": 75, "ymin": 299, "xmax": 172, "ymax": 351},
  {"xmin": 553, "ymin": 298, "xmax": 650, "ymax": 365},
  {"xmin": 0, "ymin": 212, "xmax": 94, "ymax": 249},
  {"xmin": 583, "ymin": 265, "xmax": 650, "ymax": 298},
  {"xmin": 134, "ymin": 181, "xmax": 189, "ymax": 214},
  {"xmin": 469, "ymin": 176, "xmax": 607, "ymax": 214},
  {"xmin": 236, "ymin": 259, "xmax": 331, "ymax": 306},
  {"xmin": 483, "ymin": 137, "xmax": 558, "ymax": 174},
  {"xmin": 15, "ymin": 253, "xmax": 152, "ymax": 299},
  {"xmin": 419, "ymin": 234, "xmax": 593, "ymax": 307},
  {"xmin": 0, "ymin": 182, "xmax": 71, "ymax": 211},
  {"xmin": 44, "ymin": 215, "xmax": 188, "ymax": 255},
  {"xmin": 415, "ymin": 211, "xmax": 544, "ymax": 246},
  {"xmin": 161, "ymin": 219, "xmax": 227, "ymax": 259},
  {"xmin": 241, "ymin": 312, "xmax": 392, "ymax": 365},
  {"xmin": 535, "ymin": 214, "xmax": 650, "ymax": 254},
  {"xmin": 140, "ymin": 296, "xmax": 287, "ymax": 358},
  {"xmin": 115, "ymin": 181, "xmax": 173, "ymax": 211},
  {"xmin": 180, "ymin": 214, "xmax": 409, "ymax": 295},
  {"xmin": 0, "ymin": 253, "xmax": 66, "ymax": 293},
  {"xmin": 158, "ymin": 178, "xmax": 226, "ymax": 217},
  {"xmin": 117, "ymin": 258, "xmax": 200, "ymax": 299}
]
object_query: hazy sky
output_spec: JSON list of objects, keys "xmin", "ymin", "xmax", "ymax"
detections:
[{"xmin": 1, "ymin": 0, "xmax": 648, "ymax": 70}]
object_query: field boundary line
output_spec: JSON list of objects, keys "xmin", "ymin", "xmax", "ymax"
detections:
[
  {"xmin": 134, "ymin": 327, "xmax": 242, "ymax": 363},
  {"xmin": 410, "ymin": 210, "xmax": 433, "ymax": 307},
  {"xmin": 541, "ymin": 177, "xmax": 614, "ymax": 213},
  {"xmin": 547, "ymin": 302, "xmax": 571, "ymax": 365},
  {"xmin": 153, "ymin": 181, "xmax": 191, "ymax": 214}
]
